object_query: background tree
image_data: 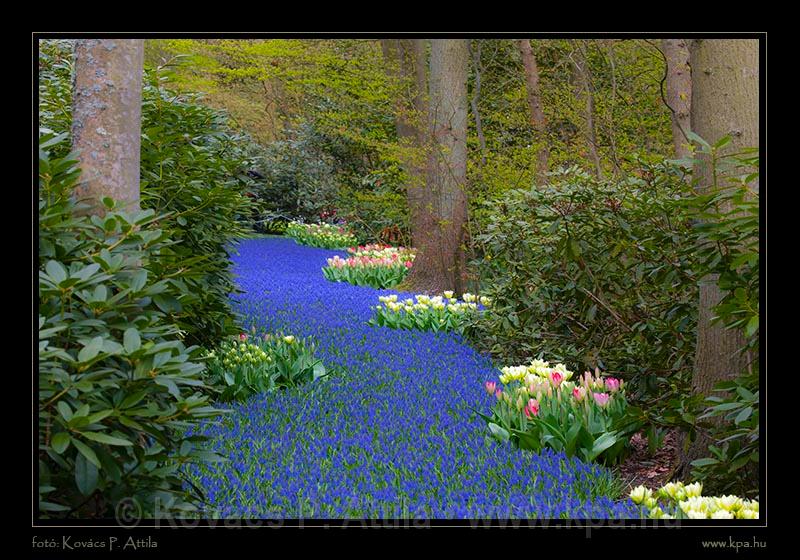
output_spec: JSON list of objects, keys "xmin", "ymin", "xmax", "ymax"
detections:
[
  {"xmin": 406, "ymin": 39, "xmax": 469, "ymax": 293},
  {"xmin": 72, "ymin": 39, "xmax": 144, "ymax": 214},
  {"xmin": 518, "ymin": 39, "xmax": 549, "ymax": 183},
  {"xmin": 681, "ymin": 38, "xmax": 759, "ymax": 476},
  {"xmin": 570, "ymin": 40, "xmax": 603, "ymax": 179},
  {"xmin": 381, "ymin": 39, "xmax": 428, "ymax": 248},
  {"xmin": 662, "ymin": 39, "xmax": 693, "ymax": 159}
]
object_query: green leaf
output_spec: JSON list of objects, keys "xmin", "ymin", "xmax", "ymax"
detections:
[
  {"xmin": 74, "ymin": 452, "xmax": 99, "ymax": 496},
  {"xmin": 155, "ymin": 377, "xmax": 180, "ymax": 398},
  {"xmin": 588, "ymin": 432, "xmax": 618, "ymax": 460},
  {"xmin": 51, "ymin": 432, "xmax": 71, "ymax": 454},
  {"xmin": 57, "ymin": 401, "xmax": 72, "ymax": 421},
  {"xmin": 685, "ymin": 130, "xmax": 711, "ymax": 150},
  {"xmin": 734, "ymin": 406, "xmax": 753, "ymax": 425},
  {"xmin": 123, "ymin": 328, "xmax": 141, "ymax": 353},
  {"xmin": 78, "ymin": 336, "xmax": 104, "ymax": 363},
  {"xmin": 312, "ymin": 362, "xmax": 327, "ymax": 381},
  {"xmin": 80, "ymin": 431, "xmax": 133, "ymax": 446},
  {"xmin": 130, "ymin": 269, "xmax": 148, "ymax": 292},
  {"xmin": 487, "ymin": 422, "xmax": 510, "ymax": 442},
  {"xmin": 45, "ymin": 260, "xmax": 67, "ymax": 284},
  {"xmin": 153, "ymin": 294, "xmax": 182, "ymax": 313},
  {"xmin": 71, "ymin": 438, "xmax": 101, "ymax": 469},
  {"xmin": 744, "ymin": 316, "xmax": 758, "ymax": 337},
  {"xmin": 690, "ymin": 457, "xmax": 720, "ymax": 467}
]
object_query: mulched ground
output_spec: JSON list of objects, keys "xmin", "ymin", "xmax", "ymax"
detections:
[{"xmin": 616, "ymin": 429, "xmax": 680, "ymax": 491}]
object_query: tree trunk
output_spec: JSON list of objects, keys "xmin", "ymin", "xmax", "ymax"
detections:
[
  {"xmin": 518, "ymin": 39, "xmax": 549, "ymax": 184},
  {"xmin": 679, "ymin": 38, "xmax": 759, "ymax": 478},
  {"xmin": 571, "ymin": 40, "xmax": 603, "ymax": 179},
  {"xmin": 662, "ymin": 39, "xmax": 693, "ymax": 159},
  {"xmin": 72, "ymin": 39, "xmax": 144, "ymax": 215},
  {"xmin": 405, "ymin": 39, "xmax": 469, "ymax": 294},
  {"xmin": 381, "ymin": 39, "xmax": 428, "ymax": 249},
  {"xmin": 469, "ymin": 40, "xmax": 487, "ymax": 166}
]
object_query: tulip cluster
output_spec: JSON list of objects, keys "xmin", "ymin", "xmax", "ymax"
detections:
[
  {"xmin": 286, "ymin": 221, "xmax": 358, "ymax": 249},
  {"xmin": 323, "ymin": 245, "xmax": 416, "ymax": 289},
  {"xmin": 347, "ymin": 243, "xmax": 415, "ymax": 262},
  {"xmin": 630, "ymin": 482, "xmax": 759, "ymax": 520},
  {"xmin": 206, "ymin": 331, "xmax": 327, "ymax": 401},
  {"xmin": 483, "ymin": 361, "xmax": 634, "ymax": 465},
  {"xmin": 369, "ymin": 292, "xmax": 487, "ymax": 333}
]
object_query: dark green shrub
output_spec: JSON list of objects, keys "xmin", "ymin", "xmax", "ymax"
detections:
[
  {"xmin": 682, "ymin": 137, "xmax": 760, "ymax": 496},
  {"xmin": 691, "ymin": 372, "xmax": 758, "ymax": 497},
  {"xmin": 252, "ymin": 122, "xmax": 341, "ymax": 223},
  {"xmin": 138, "ymin": 66, "xmax": 256, "ymax": 347},
  {"xmin": 38, "ymin": 134, "xmax": 225, "ymax": 518},
  {"xmin": 38, "ymin": 40, "xmax": 256, "ymax": 348},
  {"xmin": 467, "ymin": 162, "xmax": 698, "ymax": 398},
  {"xmin": 335, "ymin": 168, "xmax": 410, "ymax": 245}
]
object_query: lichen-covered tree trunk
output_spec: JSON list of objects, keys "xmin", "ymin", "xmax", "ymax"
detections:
[
  {"xmin": 406, "ymin": 39, "xmax": 469, "ymax": 294},
  {"xmin": 72, "ymin": 39, "xmax": 144, "ymax": 215},
  {"xmin": 381, "ymin": 39, "xmax": 428, "ymax": 249},
  {"xmin": 662, "ymin": 39, "xmax": 693, "ymax": 159},
  {"xmin": 571, "ymin": 40, "xmax": 603, "ymax": 179},
  {"xmin": 518, "ymin": 39, "xmax": 549, "ymax": 184},
  {"xmin": 679, "ymin": 39, "xmax": 759, "ymax": 478}
]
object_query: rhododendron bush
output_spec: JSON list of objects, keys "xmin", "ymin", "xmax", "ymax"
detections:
[
  {"xmin": 323, "ymin": 244, "xmax": 415, "ymax": 289},
  {"xmin": 480, "ymin": 359, "xmax": 640, "ymax": 466}
]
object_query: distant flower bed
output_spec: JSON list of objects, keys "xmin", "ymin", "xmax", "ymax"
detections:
[
  {"xmin": 480, "ymin": 360, "xmax": 637, "ymax": 466},
  {"xmin": 368, "ymin": 292, "xmax": 488, "ymax": 333},
  {"xmin": 286, "ymin": 221, "xmax": 357, "ymax": 249},
  {"xmin": 630, "ymin": 482, "xmax": 759, "ymax": 519},
  {"xmin": 206, "ymin": 332, "xmax": 327, "ymax": 401},
  {"xmin": 323, "ymin": 244, "xmax": 416, "ymax": 289}
]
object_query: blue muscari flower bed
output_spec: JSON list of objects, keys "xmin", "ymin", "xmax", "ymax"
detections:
[{"xmin": 184, "ymin": 237, "xmax": 639, "ymax": 519}]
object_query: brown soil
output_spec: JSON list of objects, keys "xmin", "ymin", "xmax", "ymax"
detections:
[{"xmin": 615, "ymin": 429, "xmax": 680, "ymax": 492}]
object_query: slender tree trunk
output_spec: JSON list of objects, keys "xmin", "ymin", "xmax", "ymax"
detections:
[
  {"xmin": 662, "ymin": 39, "xmax": 693, "ymax": 159},
  {"xmin": 406, "ymin": 39, "xmax": 469, "ymax": 294},
  {"xmin": 72, "ymin": 39, "xmax": 144, "ymax": 215},
  {"xmin": 518, "ymin": 39, "xmax": 549, "ymax": 184},
  {"xmin": 381, "ymin": 39, "xmax": 428, "ymax": 249},
  {"xmin": 571, "ymin": 40, "xmax": 603, "ymax": 179},
  {"xmin": 679, "ymin": 39, "xmax": 759, "ymax": 478},
  {"xmin": 469, "ymin": 40, "xmax": 487, "ymax": 166},
  {"xmin": 603, "ymin": 39, "xmax": 622, "ymax": 177}
]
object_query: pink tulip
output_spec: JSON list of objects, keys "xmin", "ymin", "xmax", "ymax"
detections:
[
  {"xmin": 605, "ymin": 377, "xmax": 621, "ymax": 392},
  {"xmin": 404, "ymin": 261, "xmax": 413, "ymax": 268},
  {"xmin": 239, "ymin": 333, "xmax": 248, "ymax": 341},
  {"xmin": 495, "ymin": 389, "xmax": 503, "ymax": 400},
  {"xmin": 593, "ymin": 392, "xmax": 611, "ymax": 407},
  {"xmin": 524, "ymin": 398, "xmax": 540, "ymax": 418},
  {"xmin": 550, "ymin": 370, "xmax": 563, "ymax": 386},
  {"xmin": 484, "ymin": 381, "xmax": 497, "ymax": 395},
  {"xmin": 572, "ymin": 387, "xmax": 586, "ymax": 401}
]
